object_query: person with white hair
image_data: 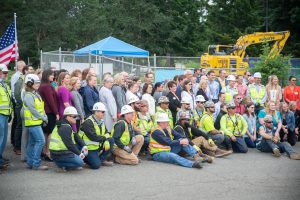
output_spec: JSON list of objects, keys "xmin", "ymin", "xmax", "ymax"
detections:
[
  {"xmin": 184, "ymin": 69, "xmax": 193, "ymax": 81},
  {"xmin": 98, "ymin": 76, "xmax": 117, "ymax": 132}
]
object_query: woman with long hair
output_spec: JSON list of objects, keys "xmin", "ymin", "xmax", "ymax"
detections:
[
  {"xmin": 70, "ymin": 77, "xmax": 85, "ymax": 130},
  {"xmin": 279, "ymin": 102, "xmax": 296, "ymax": 146},
  {"xmin": 243, "ymin": 102, "xmax": 257, "ymax": 148},
  {"xmin": 141, "ymin": 83, "xmax": 155, "ymax": 116},
  {"xmin": 57, "ymin": 72, "xmax": 72, "ymax": 119},
  {"xmin": 181, "ymin": 79, "xmax": 196, "ymax": 110},
  {"xmin": 126, "ymin": 81, "xmax": 139, "ymax": 103},
  {"xmin": 111, "ymin": 73, "xmax": 126, "ymax": 118},
  {"xmin": 266, "ymin": 75, "xmax": 282, "ymax": 108},
  {"xmin": 38, "ymin": 69, "xmax": 59, "ymax": 161},
  {"xmin": 152, "ymin": 82, "xmax": 164, "ymax": 106},
  {"xmin": 197, "ymin": 79, "xmax": 210, "ymax": 102}
]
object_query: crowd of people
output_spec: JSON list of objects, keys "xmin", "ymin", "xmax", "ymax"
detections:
[{"xmin": 0, "ymin": 61, "xmax": 300, "ymax": 172}]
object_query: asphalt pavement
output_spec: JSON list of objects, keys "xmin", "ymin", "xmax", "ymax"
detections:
[{"xmin": 1, "ymin": 135, "xmax": 300, "ymax": 200}]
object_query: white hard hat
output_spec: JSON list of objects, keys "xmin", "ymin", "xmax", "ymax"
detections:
[
  {"xmin": 178, "ymin": 111, "xmax": 190, "ymax": 120},
  {"xmin": 120, "ymin": 105, "xmax": 135, "ymax": 116},
  {"xmin": 226, "ymin": 102, "xmax": 236, "ymax": 108},
  {"xmin": 93, "ymin": 102, "xmax": 106, "ymax": 112},
  {"xmin": 128, "ymin": 95, "xmax": 140, "ymax": 105},
  {"xmin": 253, "ymin": 72, "xmax": 262, "ymax": 78},
  {"xmin": 204, "ymin": 101, "xmax": 215, "ymax": 108},
  {"xmin": 181, "ymin": 96, "xmax": 191, "ymax": 104},
  {"xmin": 158, "ymin": 96, "xmax": 169, "ymax": 104},
  {"xmin": 63, "ymin": 106, "xmax": 78, "ymax": 116},
  {"xmin": 156, "ymin": 113, "xmax": 170, "ymax": 123},
  {"xmin": 25, "ymin": 74, "xmax": 40, "ymax": 84},
  {"xmin": 0, "ymin": 64, "xmax": 9, "ymax": 72},
  {"xmin": 226, "ymin": 75, "xmax": 236, "ymax": 81},
  {"xmin": 195, "ymin": 95, "xmax": 206, "ymax": 102}
]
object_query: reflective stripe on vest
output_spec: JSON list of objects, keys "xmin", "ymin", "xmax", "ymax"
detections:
[
  {"xmin": 249, "ymin": 84, "xmax": 265, "ymax": 104},
  {"xmin": 49, "ymin": 124, "xmax": 76, "ymax": 151},
  {"xmin": 224, "ymin": 86, "xmax": 238, "ymax": 103},
  {"xmin": 23, "ymin": 92, "xmax": 45, "ymax": 126},
  {"xmin": 0, "ymin": 84, "xmax": 12, "ymax": 115},
  {"xmin": 78, "ymin": 115, "xmax": 106, "ymax": 150},
  {"xmin": 137, "ymin": 114, "xmax": 154, "ymax": 136},
  {"xmin": 149, "ymin": 127, "xmax": 173, "ymax": 154},
  {"xmin": 223, "ymin": 114, "xmax": 243, "ymax": 136},
  {"xmin": 111, "ymin": 120, "xmax": 131, "ymax": 147}
]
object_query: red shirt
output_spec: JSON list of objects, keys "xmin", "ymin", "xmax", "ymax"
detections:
[
  {"xmin": 284, "ymin": 85, "xmax": 300, "ymax": 109},
  {"xmin": 235, "ymin": 103, "xmax": 245, "ymax": 115}
]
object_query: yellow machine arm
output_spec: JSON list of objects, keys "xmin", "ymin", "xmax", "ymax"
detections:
[{"xmin": 233, "ymin": 31, "xmax": 290, "ymax": 60}]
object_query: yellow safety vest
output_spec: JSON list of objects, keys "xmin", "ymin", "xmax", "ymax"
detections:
[
  {"xmin": 222, "ymin": 114, "xmax": 244, "ymax": 136},
  {"xmin": 137, "ymin": 112, "xmax": 154, "ymax": 136},
  {"xmin": 155, "ymin": 106, "xmax": 173, "ymax": 128},
  {"xmin": 248, "ymin": 84, "xmax": 266, "ymax": 105},
  {"xmin": 0, "ymin": 83, "xmax": 12, "ymax": 116},
  {"xmin": 149, "ymin": 127, "xmax": 173, "ymax": 154},
  {"xmin": 78, "ymin": 116, "xmax": 108, "ymax": 151},
  {"xmin": 193, "ymin": 108, "xmax": 204, "ymax": 128},
  {"xmin": 223, "ymin": 86, "xmax": 238, "ymax": 103},
  {"xmin": 23, "ymin": 92, "xmax": 45, "ymax": 127},
  {"xmin": 111, "ymin": 120, "xmax": 131, "ymax": 148},
  {"xmin": 49, "ymin": 124, "xmax": 76, "ymax": 151}
]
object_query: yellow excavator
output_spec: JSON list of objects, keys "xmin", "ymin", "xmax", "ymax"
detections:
[{"xmin": 200, "ymin": 31, "xmax": 290, "ymax": 74}]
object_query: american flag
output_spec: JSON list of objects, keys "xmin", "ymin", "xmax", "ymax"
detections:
[{"xmin": 0, "ymin": 22, "xmax": 19, "ymax": 65}]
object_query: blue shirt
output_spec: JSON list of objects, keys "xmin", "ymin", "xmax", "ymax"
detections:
[
  {"xmin": 257, "ymin": 109, "xmax": 281, "ymax": 130},
  {"xmin": 208, "ymin": 80, "xmax": 220, "ymax": 100},
  {"xmin": 243, "ymin": 114, "xmax": 256, "ymax": 137}
]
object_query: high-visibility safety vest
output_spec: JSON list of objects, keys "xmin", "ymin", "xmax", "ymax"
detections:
[
  {"xmin": 193, "ymin": 108, "xmax": 204, "ymax": 128},
  {"xmin": 149, "ymin": 127, "xmax": 173, "ymax": 154},
  {"xmin": 78, "ymin": 116, "xmax": 107, "ymax": 150},
  {"xmin": 223, "ymin": 86, "xmax": 238, "ymax": 103},
  {"xmin": 174, "ymin": 124, "xmax": 193, "ymax": 139},
  {"xmin": 23, "ymin": 92, "xmax": 45, "ymax": 127},
  {"xmin": 199, "ymin": 112, "xmax": 213, "ymax": 131},
  {"xmin": 248, "ymin": 84, "xmax": 266, "ymax": 105},
  {"xmin": 49, "ymin": 124, "xmax": 76, "ymax": 151},
  {"xmin": 137, "ymin": 112, "xmax": 154, "ymax": 136},
  {"xmin": 0, "ymin": 83, "xmax": 12, "ymax": 116},
  {"xmin": 221, "ymin": 114, "xmax": 246, "ymax": 137},
  {"xmin": 111, "ymin": 120, "xmax": 131, "ymax": 148},
  {"xmin": 155, "ymin": 106, "xmax": 173, "ymax": 128}
]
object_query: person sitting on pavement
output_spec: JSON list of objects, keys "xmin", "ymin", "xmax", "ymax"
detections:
[
  {"xmin": 79, "ymin": 102, "xmax": 114, "ymax": 169},
  {"xmin": 155, "ymin": 96, "xmax": 173, "ymax": 128},
  {"xmin": 149, "ymin": 113, "xmax": 203, "ymax": 169},
  {"xmin": 220, "ymin": 102, "xmax": 248, "ymax": 153},
  {"xmin": 127, "ymin": 95, "xmax": 142, "ymax": 134},
  {"xmin": 137, "ymin": 100, "xmax": 154, "ymax": 155},
  {"xmin": 214, "ymin": 103, "xmax": 227, "ymax": 130},
  {"xmin": 193, "ymin": 95, "xmax": 206, "ymax": 128},
  {"xmin": 257, "ymin": 115, "xmax": 300, "ymax": 160},
  {"xmin": 222, "ymin": 75, "xmax": 238, "ymax": 104},
  {"xmin": 175, "ymin": 111, "xmax": 231, "ymax": 159},
  {"xmin": 49, "ymin": 106, "xmax": 87, "ymax": 172},
  {"xmin": 111, "ymin": 105, "xmax": 144, "ymax": 165},
  {"xmin": 176, "ymin": 96, "xmax": 194, "ymax": 126}
]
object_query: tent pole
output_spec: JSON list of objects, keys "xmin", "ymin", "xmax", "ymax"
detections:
[
  {"xmin": 122, "ymin": 57, "xmax": 124, "ymax": 71},
  {"xmin": 59, "ymin": 47, "xmax": 62, "ymax": 70},
  {"xmin": 88, "ymin": 51, "xmax": 91, "ymax": 68}
]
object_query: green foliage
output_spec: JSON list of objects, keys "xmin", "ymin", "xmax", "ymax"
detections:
[{"xmin": 252, "ymin": 44, "xmax": 292, "ymax": 85}]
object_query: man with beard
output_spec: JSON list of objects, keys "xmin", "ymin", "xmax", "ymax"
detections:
[{"xmin": 128, "ymin": 95, "xmax": 142, "ymax": 134}]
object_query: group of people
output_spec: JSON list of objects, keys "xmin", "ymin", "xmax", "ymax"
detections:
[{"xmin": 0, "ymin": 61, "xmax": 300, "ymax": 172}]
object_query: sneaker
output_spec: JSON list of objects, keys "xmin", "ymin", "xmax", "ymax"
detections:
[
  {"xmin": 215, "ymin": 148, "xmax": 232, "ymax": 158},
  {"xmin": 192, "ymin": 161, "xmax": 203, "ymax": 169},
  {"xmin": 272, "ymin": 148, "xmax": 281, "ymax": 157},
  {"xmin": 102, "ymin": 160, "xmax": 114, "ymax": 167},
  {"xmin": 290, "ymin": 153, "xmax": 300, "ymax": 160},
  {"xmin": 32, "ymin": 165, "xmax": 49, "ymax": 170}
]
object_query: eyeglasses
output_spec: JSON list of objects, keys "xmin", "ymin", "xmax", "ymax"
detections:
[
  {"xmin": 291, "ymin": 79, "xmax": 297, "ymax": 82},
  {"xmin": 228, "ymin": 107, "xmax": 236, "ymax": 109},
  {"xmin": 2, "ymin": 72, "xmax": 8, "ymax": 74},
  {"xmin": 266, "ymin": 121, "xmax": 273, "ymax": 124},
  {"xmin": 162, "ymin": 102, "xmax": 169, "ymax": 105},
  {"xmin": 196, "ymin": 102, "xmax": 203, "ymax": 104},
  {"xmin": 247, "ymin": 74, "xmax": 251, "ymax": 76},
  {"xmin": 236, "ymin": 98, "xmax": 241, "ymax": 100},
  {"xmin": 141, "ymin": 105, "xmax": 148, "ymax": 107},
  {"xmin": 69, "ymin": 115, "xmax": 77, "ymax": 119}
]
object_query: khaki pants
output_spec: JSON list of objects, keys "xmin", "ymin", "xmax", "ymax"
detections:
[
  {"xmin": 113, "ymin": 135, "xmax": 144, "ymax": 165},
  {"xmin": 192, "ymin": 136, "xmax": 217, "ymax": 151}
]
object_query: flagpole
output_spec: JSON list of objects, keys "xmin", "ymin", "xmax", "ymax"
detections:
[{"xmin": 14, "ymin": 13, "xmax": 18, "ymax": 71}]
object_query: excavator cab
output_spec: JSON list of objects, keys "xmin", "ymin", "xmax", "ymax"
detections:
[{"xmin": 208, "ymin": 45, "xmax": 233, "ymax": 55}]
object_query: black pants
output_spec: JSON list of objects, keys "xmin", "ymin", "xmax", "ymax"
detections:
[
  {"xmin": 280, "ymin": 128, "xmax": 297, "ymax": 146},
  {"xmin": 14, "ymin": 105, "xmax": 23, "ymax": 149},
  {"xmin": 10, "ymin": 101, "xmax": 17, "ymax": 146}
]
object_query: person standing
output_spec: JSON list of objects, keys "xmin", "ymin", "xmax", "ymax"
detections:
[
  {"xmin": 111, "ymin": 73, "xmax": 126, "ymax": 118},
  {"xmin": 216, "ymin": 69, "xmax": 227, "ymax": 90},
  {"xmin": 152, "ymin": 82, "xmax": 164, "ymax": 106},
  {"xmin": 266, "ymin": 75, "xmax": 282, "ymax": 109},
  {"xmin": 0, "ymin": 64, "xmax": 12, "ymax": 170},
  {"xmin": 236, "ymin": 75, "xmax": 248, "ymax": 99},
  {"xmin": 213, "ymin": 93, "xmax": 226, "ymax": 120},
  {"xmin": 142, "ymin": 83, "xmax": 155, "ymax": 116},
  {"xmin": 99, "ymin": 76, "xmax": 117, "ymax": 132},
  {"xmin": 284, "ymin": 76, "xmax": 300, "ymax": 110},
  {"xmin": 223, "ymin": 75, "xmax": 238, "ymax": 104},
  {"xmin": 233, "ymin": 94, "xmax": 245, "ymax": 115},
  {"xmin": 126, "ymin": 81, "xmax": 139, "ymax": 103},
  {"xmin": 23, "ymin": 74, "xmax": 48, "ymax": 170},
  {"xmin": 82, "ymin": 75, "xmax": 99, "ymax": 117},
  {"xmin": 167, "ymin": 81, "xmax": 181, "ymax": 125},
  {"xmin": 57, "ymin": 72, "xmax": 72, "ymax": 119},
  {"xmin": 207, "ymin": 70, "xmax": 221, "ymax": 103},
  {"xmin": 70, "ymin": 77, "xmax": 85, "ymax": 130},
  {"xmin": 38, "ymin": 69, "xmax": 59, "ymax": 161},
  {"xmin": 181, "ymin": 80, "xmax": 196, "ymax": 110},
  {"xmin": 197, "ymin": 79, "xmax": 210, "ymax": 102}
]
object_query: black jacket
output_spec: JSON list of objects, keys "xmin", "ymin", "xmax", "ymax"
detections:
[
  {"xmin": 80, "ymin": 115, "xmax": 107, "ymax": 143},
  {"xmin": 167, "ymin": 92, "xmax": 181, "ymax": 125},
  {"xmin": 112, "ymin": 117, "xmax": 135, "ymax": 149},
  {"xmin": 196, "ymin": 89, "xmax": 209, "ymax": 101},
  {"xmin": 214, "ymin": 110, "xmax": 227, "ymax": 130}
]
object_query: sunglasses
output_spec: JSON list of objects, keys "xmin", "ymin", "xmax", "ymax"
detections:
[
  {"xmin": 69, "ymin": 115, "xmax": 77, "ymax": 119},
  {"xmin": 98, "ymin": 111, "xmax": 105, "ymax": 113},
  {"xmin": 162, "ymin": 102, "xmax": 169, "ymax": 104},
  {"xmin": 266, "ymin": 121, "xmax": 273, "ymax": 124},
  {"xmin": 2, "ymin": 72, "xmax": 8, "ymax": 74},
  {"xmin": 247, "ymin": 74, "xmax": 251, "ymax": 76},
  {"xmin": 196, "ymin": 102, "xmax": 204, "ymax": 104},
  {"xmin": 228, "ymin": 107, "xmax": 236, "ymax": 109}
]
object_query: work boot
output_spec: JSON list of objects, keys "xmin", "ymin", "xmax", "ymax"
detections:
[
  {"xmin": 290, "ymin": 153, "xmax": 300, "ymax": 160},
  {"xmin": 201, "ymin": 155, "xmax": 214, "ymax": 164},
  {"xmin": 202, "ymin": 149, "xmax": 216, "ymax": 157},
  {"xmin": 272, "ymin": 148, "xmax": 281, "ymax": 157},
  {"xmin": 192, "ymin": 161, "xmax": 203, "ymax": 169},
  {"xmin": 32, "ymin": 165, "xmax": 49, "ymax": 170},
  {"xmin": 56, "ymin": 167, "xmax": 67, "ymax": 173},
  {"xmin": 102, "ymin": 160, "xmax": 114, "ymax": 166},
  {"xmin": 215, "ymin": 148, "xmax": 232, "ymax": 158},
  {"xmin": 193, "ymin": 154, "xmax": 203, "ymax": 162}
]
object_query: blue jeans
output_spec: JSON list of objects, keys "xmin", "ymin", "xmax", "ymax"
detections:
[
  {"xmin": 152, "ymin": 144, "xmax": 197, "ymax": 168},
  {"xmin": 84, "ymin": 138, "xmax": 114, "ymax": 169},
  {"xmin": 0, "ymin": 114, "xmax": 9, "ymax": 166},
  {"xmin": 257, "ymin": 139, "xmax": 295, "ymax": 156},
  {"xmin": 244, "ymin": 137, "xmax": 256, "ymax": 148},
  {"xmin": 26, "ymin": 126, "xmax": 45, "ymax": 168},
  {"xmin": 53, "ymin": 154, "xmax": 84, "ymax": 169},
  {"xmin": 208, "ymin": 133, "xmax": 224, "ymax": 145},
  {"xmin": 231, "ymin": 136, "xmax": 248, "ymax": 153}
]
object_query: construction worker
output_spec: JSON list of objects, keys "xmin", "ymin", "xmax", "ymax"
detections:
[
  {"xmin": 111, "ymin": 105, "xmax": 144, "ymax": 165},
  {"xmin": 257, "ymin": 115, "xmax": 300, "ymax": 160},
  {"xmin": 175, "ymin": 111, "xmax": 232, "ymax": 158},
  {"xmin": 247, "ymin": 72, "xmax": 267, "ymax": 115},
  {"xmin": 0, "ymin": 64, "xmax": 12, "ymax": 170},
  {"xmin": 150, "ymin": 113, "xmax": 203, "ymax": 169},
  {"xmin": 127, "ymin": 95, "xmax": 142, "ymax": 134},
  {"xmin": 176, "ymin": 96, "xmax": 194, "ymax": 125},
  {"xmin": 193, "ymin": 95, "xmax": 206, "ymax": 128},
  {"xmin": 220, "ymin": 102, "xmax": 248, "ymax": 153},
  {"xmin": 23, "ymin": 74, "xmax": 48, "ymax": 170},
  {"xmin": 155, "ymin": 96, "xmax": 173, "ymax": 128},
  {"xmin": 137, "ymin": 100, "xmax": 154, "ymax": 155},
  {"xmin": 222, "ymin": 75, "xmax": 238, "ymax": 104},
  {"xmin": 50, "ymin": 106, "xmax": 87, "ymax": 171},
  {"xmin": 79, "ymin": 102, "xmax": 114, "ymax": 169}
]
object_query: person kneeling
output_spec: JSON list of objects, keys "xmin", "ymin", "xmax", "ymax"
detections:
[
  {"xmin": 50, "ymin": 107, "xmax": 87, "ymax": 172},
  {"xmin": 112, "ymin": 105, "xmax": 144, "ymax": 165},
  {"xmin": 257, "ymin": 115, "xmax": 300, "ymax": 160},
  {"xmin": 79, "ymin": 102, "xmax": 114, "ymax": 169},
  {"xmin": 150, "ymin": 113, "xmax": 203, "ymax": 169}
]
